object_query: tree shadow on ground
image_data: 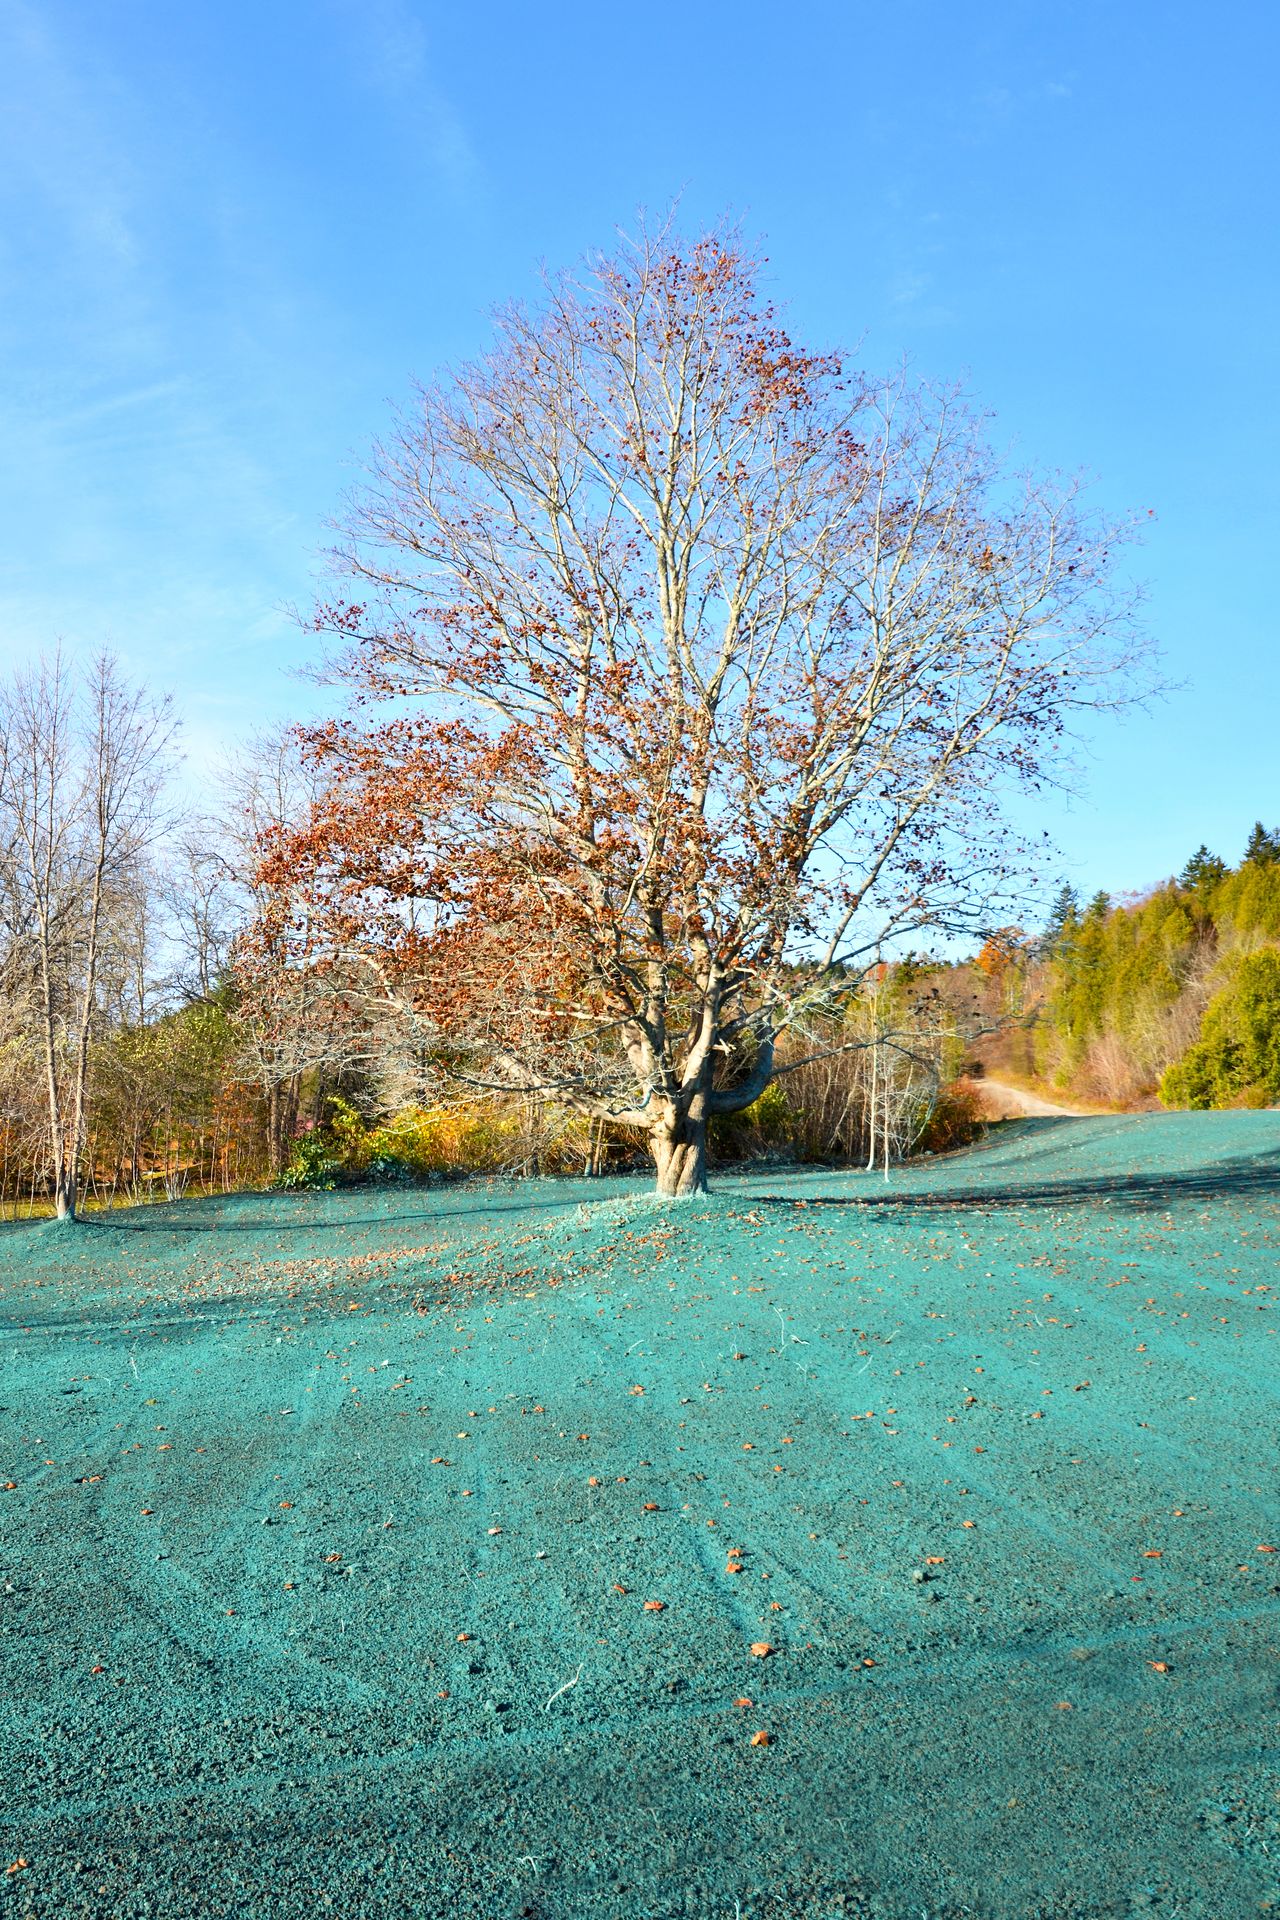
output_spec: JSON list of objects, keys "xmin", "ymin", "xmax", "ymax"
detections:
[
  {"xmin": 0, "ymin": 1188, "xmax": 601, "ymax": 1238},
  {"xmin": 758, "ymin": 1146, "xmax": 1280, "ymax": 1214}
]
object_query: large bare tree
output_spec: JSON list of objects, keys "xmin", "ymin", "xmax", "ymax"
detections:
[
  {"xmin": 0, "ymin": 651, "xmax": 174, "ymax": 1218},
  {"xmin": 263, "ymin": 220, "xmax": 1146, "ymax": 1195}
]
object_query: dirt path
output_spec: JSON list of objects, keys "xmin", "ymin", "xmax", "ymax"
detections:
[{"xmin": 976, "ymin": 1075, "xmax": 1090, "ymax": 1117}]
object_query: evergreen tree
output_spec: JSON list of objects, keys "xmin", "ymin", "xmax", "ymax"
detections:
[
  {"xmin": 1043, "ymin": 883, "xmax": 1079, "ymax": 947},
  {"xmin": 1161, "ymin": 949, "xmax": 1280, "ymax": 1108},
  {"xmin": 1178, "ymin": 845, "xmax": 1227, "ymax": 893},
  {"xmin": 1243, "ymin": 821, "xmax": 1280, "ymax": 866},
  {"xmin": 1084, "ymin": 889, "xmax": 1111, "ymax": 920}
]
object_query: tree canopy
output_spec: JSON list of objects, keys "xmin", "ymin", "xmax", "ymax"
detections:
[{"xmin": 259, "ymin": 220, "xmax": 1147, "ymax": 1192}]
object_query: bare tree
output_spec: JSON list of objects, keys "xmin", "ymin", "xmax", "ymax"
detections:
[
  {"xmin": 264, "ymin": 218, "xmax": 1148, "ymax": 1195},
  {"xmin": 0, "ymin": 651, "xmax": 175, "ymax": 1218},
  {"xmin": 224, "ymin": 729, "xmax": 375, "ymax": 1170},
  {"xmin": 157, "ymin": 826, "xmax": 241, "ymax": 1004}
]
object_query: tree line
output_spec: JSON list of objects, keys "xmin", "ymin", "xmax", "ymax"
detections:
[{"xmin": 972, "ymin": 828, "xmax": 1280, "ymax": 1108}]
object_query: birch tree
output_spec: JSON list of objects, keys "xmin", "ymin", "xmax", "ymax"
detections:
[{"xmin": 0, "ymin": 651, "xmax": 174, "ymax": 1218}]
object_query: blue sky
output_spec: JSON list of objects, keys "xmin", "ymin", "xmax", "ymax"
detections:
[{"xmin": 0, "ymin": 0, "xmax": 1275, "ymax": 903}]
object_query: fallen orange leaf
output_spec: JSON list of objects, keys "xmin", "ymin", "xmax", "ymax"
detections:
[
  {"xmin": 750, "ymin": 1642, "xmax": 772, "ymax": 1657},
  {"xmin": 750, "ymin": 1730, "xmax": 770, "ymax": 1747},
  {"xmin": 643, "ymin": 1599, "xmax": 665, "ymax": 1612}
]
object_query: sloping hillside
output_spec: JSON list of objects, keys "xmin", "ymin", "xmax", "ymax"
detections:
[{"xmin": 2, "ymin": 1114, "xmax": 1278, "ymax": 1917}]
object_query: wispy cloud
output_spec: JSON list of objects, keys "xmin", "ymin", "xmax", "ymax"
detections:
[
  {"xmin": 0, "ymin": 1, "xmax": 143, "ymax": 274},
  {"xmin": 0, "ymin": 1, "xmax": 340, "ymax": 783},
  {"xmin": 966, "ymin": 72, "xmax": 1077, "ymax": 137},
  {"xmin": 329, "ymin": 0, "xmax": 482, "ymax": 202}
]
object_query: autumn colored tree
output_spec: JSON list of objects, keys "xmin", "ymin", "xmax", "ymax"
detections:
[
  {"xmin": 226, "ymin": 730, "xmax": 378, "ymax": 1171},
  {"xmin": 263, "ymin": 219, "xmax": 1145, "ymax": 1195}
]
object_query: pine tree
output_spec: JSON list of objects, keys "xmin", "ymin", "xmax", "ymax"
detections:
[
  {"xmin": 1244, "ymin": 821, "xmax": 1280, "ymax": 866},
  {"xmin": 1044, "ymin": 883, "xmax": 1079, "ymax": 947},
  {"xmin": 1179, "ymin": 845, "xmax": 1227, "ymax": 893}
]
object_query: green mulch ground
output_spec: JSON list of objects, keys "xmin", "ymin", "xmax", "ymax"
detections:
[{"xmin": 1, "ymin": 1112, "xmax": 1278, "ymax": 1919}]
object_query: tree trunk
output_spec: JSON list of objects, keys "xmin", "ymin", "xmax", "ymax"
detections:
[
  {"xmin": 651, "ymin": 1111, "xmax": 709, "ymax": 1197},
  {"xmin": 54, "ymin": 1172, "xmax": 76, "ymax": 1221}
]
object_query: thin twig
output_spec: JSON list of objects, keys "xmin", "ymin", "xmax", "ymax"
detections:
[{"xmin": 544, "ymin": 1663, "xmax": 583, "ymax": 1711}]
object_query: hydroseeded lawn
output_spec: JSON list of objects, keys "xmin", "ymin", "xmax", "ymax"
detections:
[{"xmin": 2, "ymin": 1112, "xmax": 1278, "ymax": 1919}]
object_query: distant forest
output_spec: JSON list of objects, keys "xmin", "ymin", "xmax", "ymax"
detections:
[{"xmin": 976, "ymin": 823, "xmax": 1280, "ymax": 1110}]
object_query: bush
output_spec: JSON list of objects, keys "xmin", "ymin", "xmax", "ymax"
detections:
[
  {"xmin": 320, "ymin": 1094, "xmax": 635, "ymax": 1182},
  {"xmin": 917, "ymin": 1078, "xmax": 987, "ymax": 1154},
  {"xmin": 274, "ymin": 1126, "xmax": 339, "ymax": 1190},
  {"xmin": 363, "ymin": 1152, "xmax": 418, "ymax": 1184},
  {"xmin": 710, "ymin": 1081, "xmax": 795, "ymax": 1161}
]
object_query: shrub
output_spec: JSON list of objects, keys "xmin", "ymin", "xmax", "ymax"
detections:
[
  {"xmin": 917, "ymin": 1078, "xmax": 986, "ymax": 1155},
  {"xmin": 711, "ymin": 1081, "xmax": 795, "ymax": 1160},
  {"xmin": 274, "ymin": 1126, "xmax": 339, "ymax": 1190},
  {"xmin": 320, "ymin": 1095, "xmax": 636, "ymax": 1182}
]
